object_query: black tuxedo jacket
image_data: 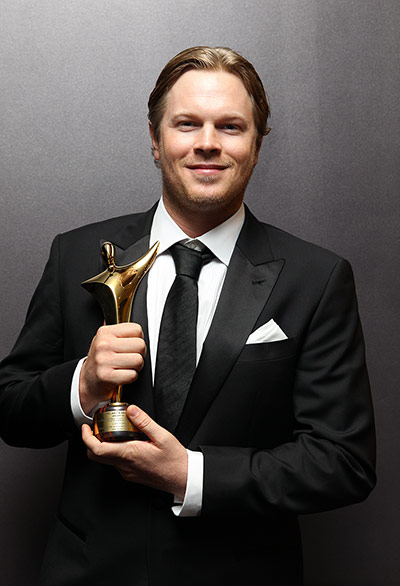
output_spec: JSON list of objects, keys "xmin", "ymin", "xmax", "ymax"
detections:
[{"xmin": 0, "ymin": 204, "xmax": 376, "ymax": 586}]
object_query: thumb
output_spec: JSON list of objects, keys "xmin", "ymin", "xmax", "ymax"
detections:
[{"xmin": 126, "ymin": 405, "xmax": 168, "ymax": 443}]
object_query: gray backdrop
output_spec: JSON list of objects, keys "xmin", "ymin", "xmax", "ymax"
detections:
[{"xmin": 1, "ymin": 1, "xmax": 399, "ymax": 584}]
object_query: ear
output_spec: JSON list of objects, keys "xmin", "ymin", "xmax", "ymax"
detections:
[{"xmin": 149, "ymin": 122, "xmax": 160, "ymax": 161}]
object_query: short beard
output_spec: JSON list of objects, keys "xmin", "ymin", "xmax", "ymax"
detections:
[
  {"xmin": 160, "ymin": 165, "xmax": 248, "ymax": 219},
  {"xmin": 156, "ymin": 143, "xmax": 257, "ymax": 225}
]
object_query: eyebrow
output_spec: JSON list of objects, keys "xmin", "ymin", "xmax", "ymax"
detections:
[{"xmin": 170, "ymin": 111, "xmax": 249, "ymax": 123}]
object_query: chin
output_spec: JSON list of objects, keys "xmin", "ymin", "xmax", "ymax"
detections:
[
  {"xmin": 180, "ymin": 194, "xmax": 242, "ymax": 223},
  {"xmin": 185, "ymin": 192, "xmax": 232, "ymax": 209}
]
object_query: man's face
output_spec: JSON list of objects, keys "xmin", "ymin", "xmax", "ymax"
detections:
[{"xmin": 150, "ymin": 69, "xmax": 260, "ymax": 231}]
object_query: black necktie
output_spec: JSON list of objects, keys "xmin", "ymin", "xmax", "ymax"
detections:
[{"xmin": 154, "ymin": 242, "xmax": 213, "ymax": 432}]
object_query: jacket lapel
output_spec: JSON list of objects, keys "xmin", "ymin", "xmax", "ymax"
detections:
[{"xmin": 175, "ymin": 209, "xmax": 284, "ymax": 445}]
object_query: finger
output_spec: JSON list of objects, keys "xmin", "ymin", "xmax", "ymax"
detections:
[
  {"xmin": 81, "ymin": 424, "xmax": 124, "ymax": 462},
  {"xmin": 126, "ymin": 405, "xmax": 169, "ymax": 445},
  {"xmin": 111, "ymin": 337, "xmax": 147, "ymax": 356},
  {"xmin": 106, "ymin": 368, "xmax": 141, "ymax": 386},
  {"xmin": 81, "ymin": 424, "xmax": 113, "ymax": 456},
  {"xmin": 81, "ymin": 423, "xmax": 99, "ymax": 452},
  {"xmin": 107, "ymin": 352, "xmax": 145, "ymax": 371},
  {"xmin": 102, "ymin": 323, "xmax": 144, "ymax": 338}
]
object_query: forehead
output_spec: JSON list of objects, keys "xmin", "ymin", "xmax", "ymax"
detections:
[{"xmin": 163, "ymin": 69, "xmax": 254, "ymax": 120}]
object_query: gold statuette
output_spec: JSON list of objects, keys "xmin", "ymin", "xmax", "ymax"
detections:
[{"xmin": 81, "ymin": 240, "xmax": 159, "ymax": 441}]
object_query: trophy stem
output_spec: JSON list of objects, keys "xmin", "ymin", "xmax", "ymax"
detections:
[{"xmin": 112, "ymin": 385, "xmax": 123, "ymax": 404}]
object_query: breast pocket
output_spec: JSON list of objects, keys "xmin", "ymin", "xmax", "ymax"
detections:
[{"xmin": 237, "ymin": 336, "xmax": 298, "ymax": 363}]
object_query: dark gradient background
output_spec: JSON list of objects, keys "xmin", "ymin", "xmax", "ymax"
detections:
[{"xmin": 1, "ymin": 1, "xmax": 399, "ymax": 584}]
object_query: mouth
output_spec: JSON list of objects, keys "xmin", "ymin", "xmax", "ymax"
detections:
[{"xmin": 185, "ymin": 163, "xmax": 230, "ymax": 176}]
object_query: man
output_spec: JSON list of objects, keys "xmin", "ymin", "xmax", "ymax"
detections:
[{"xmin": 0, "ymin": 46, "xmax": 376, "ymax": 585}]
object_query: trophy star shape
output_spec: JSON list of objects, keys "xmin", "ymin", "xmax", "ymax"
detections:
[{"xmin": 81, "ymin": 240, "xmax": 159, "ymax": 442}]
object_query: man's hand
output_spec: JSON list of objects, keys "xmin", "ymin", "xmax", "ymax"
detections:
[
  {"xmin": 79, "ymin": 323, "xmax": 146, "ymax": 415},
  {"xmin": 81, "ymin": 405, "xmax": 188, "ymax": 499}
]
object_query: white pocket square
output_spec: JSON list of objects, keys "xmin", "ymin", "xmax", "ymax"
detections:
[{"xmin": 246, "ymin": 319, "xmax": 288, "ymax": 344}]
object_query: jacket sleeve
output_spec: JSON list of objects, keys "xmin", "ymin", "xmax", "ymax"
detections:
[
  {"xmin": 0, "ymin": 235, "xmax": 79, "ymax": 448},
  {"xmin": 201, "ymin": 258, "xmax": 376, "ymax": 517}
]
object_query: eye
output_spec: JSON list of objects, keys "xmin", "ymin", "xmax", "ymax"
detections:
[
  {"xmin": 220, "ymin": 123, "xmax": 241, "ymax": 133},
  {"xmin": 178, "ymin": 120, "xmax": 197, "ymax": 130}
]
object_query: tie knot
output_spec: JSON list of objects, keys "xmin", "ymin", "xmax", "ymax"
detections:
[{"xmin": 170, "ymin": 242, "xmax": 213, "ymax": 281}]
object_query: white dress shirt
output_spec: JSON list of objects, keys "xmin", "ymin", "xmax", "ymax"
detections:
[{"xmin": 71, "ymin": 198, "xmax": 244, "ymax": 516}]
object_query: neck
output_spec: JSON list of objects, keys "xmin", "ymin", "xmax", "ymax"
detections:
[{"xmin": 162, "ymin": 198, "xmax": 243, "ymax": 238}]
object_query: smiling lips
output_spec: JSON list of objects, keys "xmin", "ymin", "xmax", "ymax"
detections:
[{"xmin": 185, "ymin": 162, "xmax": 230, "ymax": 175}]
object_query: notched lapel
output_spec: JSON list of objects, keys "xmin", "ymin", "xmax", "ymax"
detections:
[{"xmin": 175, "ymin": 245, "xmax": 284, "ymax": 445}]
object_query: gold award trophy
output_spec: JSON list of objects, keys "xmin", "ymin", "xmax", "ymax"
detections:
[{"xmin": 81, "ymin": 240, "xmax": 159, "ymax": 442}]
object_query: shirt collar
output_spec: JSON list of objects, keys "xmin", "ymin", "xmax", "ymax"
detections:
[{"xmin": 149, "ymin": 198, "xmax": 245, "ymax": 266}]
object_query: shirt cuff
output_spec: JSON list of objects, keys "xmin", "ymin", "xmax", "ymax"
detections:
[
  {"xmin": 172, "ymin": 450, "xmax": 204, "ymax": 517},
  {"xmin": 70, "ymin": 357, "xmax": 107, "ymax": 426}
]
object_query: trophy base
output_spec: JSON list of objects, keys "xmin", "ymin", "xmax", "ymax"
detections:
[{"xmin": 93, "ymin": 402, "xmax": 147, "ymax": 442}]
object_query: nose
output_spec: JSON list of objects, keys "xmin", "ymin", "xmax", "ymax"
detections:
[{"xmin": 193, "ymin": 124, "xmax": 221, "ymax": 155}]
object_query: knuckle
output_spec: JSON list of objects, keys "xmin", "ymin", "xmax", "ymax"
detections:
[
  {"xmin": 133, "ymin": 323, "xmax": 143, "ymax": 338},
  {"xmin": 98, "ymin": 325, "xmax": 109, "ymax": 336},
  {"xmin": 95, "ymin": 358, "xmax": 107, "ymax": 374},
  {"xmin": 93, "ymin": 446, "xmax": 103, "ymax": 458},
  {"xmin": 134, "ymin": 354, "xmax": 144, "ymax": 371},
  {"xmin": 137, "ymin": 338, "xmax": 147, "ymax": 356},
  {"xmin": 96, "ymin": 364, "xmax": 105, "ymax": 377},
  {"xmin": 136, "ymin": 412, "xmax": 151, "ymax": 429},
  {"xmin": 96, "ymin": 338, "xmax": 109, "ymax": 352},
  {"xmin": 97, "ymin": 365, "xmax": 111, "ymax": 382}
]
